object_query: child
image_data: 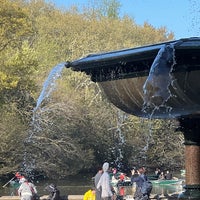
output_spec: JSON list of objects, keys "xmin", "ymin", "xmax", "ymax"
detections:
[{"xmin": 83, "ymin": 188, "xmax": 96, "ymax": 200}]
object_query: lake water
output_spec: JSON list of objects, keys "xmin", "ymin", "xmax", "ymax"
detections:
[{"xmin": 0, "ymin": 173, "xmax": 184, "ymax": 197}]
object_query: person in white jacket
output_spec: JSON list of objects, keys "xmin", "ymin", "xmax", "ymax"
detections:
[
  {"xmin": 97, "ymin": 162, "xmax": 114, "ymax": 200},
  {"xmin": 18, "ymin": 178, "xmax": 37, "ymax": 200}
]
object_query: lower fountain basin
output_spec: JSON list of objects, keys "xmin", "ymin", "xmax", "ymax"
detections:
[{"xmin": 67, "ymin": 37, "xmax": 200, "ymax": 118}]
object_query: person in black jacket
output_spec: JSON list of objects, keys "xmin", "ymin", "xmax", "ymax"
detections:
[
  {"xmin": 45, "ymin": 184, "xmax": 60, "ymax": 200},
  {"xmin": 131, "ymin": 167, "xmax": 150, "ymax": 200},
  {"xmin": 165, "ymin": 171, "xmax": 172, "ymax": 180}
]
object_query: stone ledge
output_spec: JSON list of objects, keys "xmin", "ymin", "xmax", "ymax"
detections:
[
  {"xmin": 67, "ymin": 195, "xmax": 83, "ymax": 200},
  {"xmin": 0, "ymin": 197, "xmax": 19, "ymax": 200},
  {"xmin": 0, "ymin": 195, "xmax": 84, "ymax": 200},
  {"xmin": 0, "ymin": 194, "xmax": 179, "ymax": 200}
]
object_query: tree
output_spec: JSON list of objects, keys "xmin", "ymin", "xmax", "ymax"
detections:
[
  {"xmin": 81, "ymin": 0, "xmax": 121, "ymax": 19},
  {"xmin": 0, "ymin": 0, "xmax": 33, "ymax": 52},
  {"xmin": 96, "ymin": 0, "xmax": 121, "ymax": 19}
]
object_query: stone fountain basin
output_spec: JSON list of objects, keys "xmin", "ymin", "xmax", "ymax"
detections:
[{"xmin": 67, "ymin": 37, "xmax": 200, "ymax": 118}]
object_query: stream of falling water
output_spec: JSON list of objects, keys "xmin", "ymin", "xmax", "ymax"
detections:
[
  {"xmin": 139, "ymin": 43, "xmax": 178, "ymax": 163},
  {"xmin": 22, "ymin": 62, "xmax": 66, "ymax": 177},
  {"xmin": 112, "ymin": 110, "xmax": 127, "ymax": 170},
  {"xmin": 142, "ymin": 43, "xmax": 176, "ymax": 118}
]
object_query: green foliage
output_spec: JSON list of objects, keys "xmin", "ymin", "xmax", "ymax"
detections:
[
  {"xmin": 0, "ymin": 0, "xmax": 34, "ymax": 92},
  {"xmin": 0, "ymin": 0, "xmax": 33, "ymax": 51},
  {"xmin": 0, "ymin": 104, "xmax": 27, "ymax": 175},
  {"xmin": 86, "ymin": 0, "xmax": 121, "ymax": 19}
]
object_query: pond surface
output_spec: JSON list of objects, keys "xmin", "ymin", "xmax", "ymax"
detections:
[
  {"xmin": 0, "ymin": 173, "xmax": 184, "ymax": 197},
  {"xmin": 0, "ymin": 174, "xmax": 93, "ymax": 196}
]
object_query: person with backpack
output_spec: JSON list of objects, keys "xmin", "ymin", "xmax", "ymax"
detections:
[
  {"xmin": 45, "ymin": 184, "xmax": 61, "ymax": 200},
  {"xmin": 18, "ymin": 178, "xmax": 38, "ymax": 200},
  {"xmin": 131, "ymin": 167, "xmax": 152, "ymax": 200}
]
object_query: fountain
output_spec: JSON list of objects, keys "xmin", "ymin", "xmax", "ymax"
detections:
[{"xmin": 66, "ymin": 37, "xmax": 200, "ymax": 199}]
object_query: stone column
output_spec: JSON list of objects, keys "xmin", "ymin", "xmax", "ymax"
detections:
[{"xmin": 178, "ymin": 116, "xmax": 200, "ymax": 200}]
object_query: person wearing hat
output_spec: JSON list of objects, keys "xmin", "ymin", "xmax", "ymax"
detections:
[
  {"xmin": 97, "ymin": 162, "xmax": 114, "ymax": 200},
  {"xmin": 18, "ymin": 178, "xmax": 38, "ymax": 200},
  {"xmin": 15, "ymin": 172, "xmax": 25, "ymax": 185},
  {"xmin": 15, "ymin": 172, "xmax": 25, "ymax": 180}
]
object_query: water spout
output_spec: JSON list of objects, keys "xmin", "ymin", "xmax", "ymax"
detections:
[{"xmin": 34, "ymin": 62, "xmax": 66, "ymax": 112}]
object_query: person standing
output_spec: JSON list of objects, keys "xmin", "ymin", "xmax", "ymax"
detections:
[
  {"xmin": 131, "ymin": 167, "xmax": 150, "ymax": 200},
  {"xmin": 94, "ymin": 166, "xmax": 103, "ymax": 200},
  {"xmin": 97, "ymin": 162, "xmax": 114, "ymax": 200},
  {"xmin": 18, "ymin": 178, "xmax": 37, "ymax": 200}
]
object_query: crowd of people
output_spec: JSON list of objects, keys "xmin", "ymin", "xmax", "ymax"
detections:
[
  {"xmin": 13, "ymin": 165, "xmax": 150, "ymax": 200},
  {"xmin": 84, "ymin": 163, "xmax": 152, "ymax": 200},
  {"xmin": 11, "ymin": 164, "xmax": 175, "ymax": 200},
  {"xmin": 155, "ymin": 168, "xmax": 173, "ymax": 180}
]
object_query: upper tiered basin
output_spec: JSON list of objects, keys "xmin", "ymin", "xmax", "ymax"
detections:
[{"xmin": 66, "ymin": 37, "xmax": 200, "ymax": 119}]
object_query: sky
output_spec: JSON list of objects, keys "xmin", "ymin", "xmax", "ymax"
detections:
[{"xmin": 49, "ymin": 0, "xmax": 200, "ymax": 40}]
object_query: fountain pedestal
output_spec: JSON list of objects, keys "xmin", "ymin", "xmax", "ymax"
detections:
[{"xmin": 178, "ymin": 117, "xmax": 200, "ymax": 200}]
